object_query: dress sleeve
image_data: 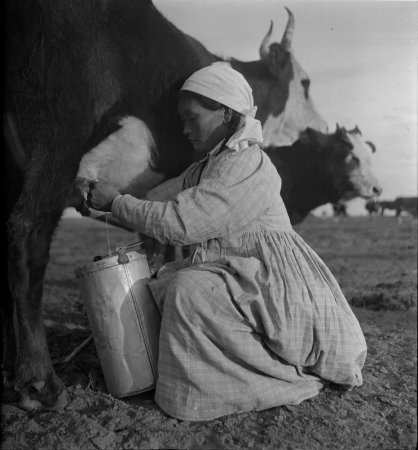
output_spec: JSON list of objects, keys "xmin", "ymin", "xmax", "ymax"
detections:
[
  {"xmin": 144, "ymin": 174, "xmax": 184, "ymax": 201},
  {"xmin": 144, "ymin": 159, "xmax": 208, "ymax": 201},
  {"xmin": 111, "ymin": 147, "xmax": 278, "ymax": 245}
]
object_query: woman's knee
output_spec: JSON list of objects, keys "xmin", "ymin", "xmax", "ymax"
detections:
[{"xmin": 164, "ymin": 269, "xmax": 223, "ymax": 313}]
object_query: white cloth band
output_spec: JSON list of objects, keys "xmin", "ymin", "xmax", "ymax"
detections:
[{"xmin": 181, "ymin": 62, "xmax": 258, "ymax": 118}]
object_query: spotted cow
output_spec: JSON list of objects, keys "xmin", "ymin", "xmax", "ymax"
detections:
[
  {"xmin": 263, "ymin": 126, "xmax": 382, "ymax": 224},
  {"xmin": 4, "ymin": 0, "xmax": 327, "ymax": 410}
]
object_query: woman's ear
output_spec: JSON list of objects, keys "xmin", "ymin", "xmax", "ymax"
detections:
[{"xmin": 223, "ymin": 107, "xmax": 232, "ymax": 124}]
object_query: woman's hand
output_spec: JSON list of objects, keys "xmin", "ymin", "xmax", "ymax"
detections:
[{"xmin": 88, "ymin": 180, "xmax": 121, "ymax": 212}]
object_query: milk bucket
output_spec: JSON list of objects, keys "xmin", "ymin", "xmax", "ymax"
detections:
[{"xmin": 74, "ymin": 242, "xmax": 160, "ymax": 398}]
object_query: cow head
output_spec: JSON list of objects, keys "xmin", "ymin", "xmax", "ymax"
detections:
[
  {"xmin": 303, "ymin": 125, "xmax": 382, "ymax": 201},
  {"xmin": 233, "ymin": 8, "xmax": 327, "ymax": 147}
]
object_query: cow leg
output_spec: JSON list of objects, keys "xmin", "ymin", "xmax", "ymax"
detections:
[
  {"xmin": 8, "ymin": 204, "xmax": 64, "ymax": 409},
  {"xmin": 3, "ymin": 148, "xmax": 20, "ymax": 394},
  {"xmin": 1, "ymin": 288, "xmax": 16, "ymax": 389},
  {"xmin": 7, "ymin": 158, "xmax": 76, "ymax": 410}
]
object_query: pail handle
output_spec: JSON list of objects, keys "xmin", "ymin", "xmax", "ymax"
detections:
[{"xmin": 116, "ymin": 241, "xmax": 143, "ymax": 264}]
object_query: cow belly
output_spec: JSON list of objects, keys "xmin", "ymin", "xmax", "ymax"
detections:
[{"xmin": 76, "ymin": 116, "xmax": 164, "ymax": 199}]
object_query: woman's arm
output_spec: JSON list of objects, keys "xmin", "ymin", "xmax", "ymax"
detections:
[
  {"xmin": 145, "ymin": 158, "xmax": 209, "ymax": 201},
  {"xmin": 111, "ymin": 148, "xmax": 279, "ymax": 245},
  {"xmin": 144, "ymin": 174, "xmax": 184, "ymax": 201},
  {"xmin": 88, "ymin": 160, "xmax": 206, "ymax": 209}
]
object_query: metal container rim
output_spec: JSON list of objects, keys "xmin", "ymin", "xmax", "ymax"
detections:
[{"xmin": 74, "ymin": 250, "xmax": 147, "ymax": 278}]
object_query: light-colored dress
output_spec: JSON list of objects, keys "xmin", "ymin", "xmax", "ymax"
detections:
[{"xmin": 111, "ymin": 141, "xmax": 367, "ymax": 421}]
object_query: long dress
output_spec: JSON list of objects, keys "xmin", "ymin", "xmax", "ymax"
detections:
[{"xmin": 111, "ymin": 141, "xmax": 367, "ymax": 421}]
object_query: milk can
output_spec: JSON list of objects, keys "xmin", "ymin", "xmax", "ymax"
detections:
[{"xmin": 74, "ymin": 242, "xmax": 160, "ymax": 398}]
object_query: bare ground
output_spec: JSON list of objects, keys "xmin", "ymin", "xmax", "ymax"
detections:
[{"xmin": 1, "ymin": 215, "xmax": 417, "ymax": 449}]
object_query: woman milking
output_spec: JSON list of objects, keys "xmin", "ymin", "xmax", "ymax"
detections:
[{"xmin": 89, "ymin": 63, "xmax": 366, "ymax": 421}]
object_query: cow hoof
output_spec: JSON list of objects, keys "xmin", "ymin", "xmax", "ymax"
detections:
[
  {"xmin": 15, "ymin": 372, "xmax": 64, "ymax": 411},
  {"xmin": 2, "ymin": 369, "xmax": 15, "ymax": 389},
  {"xmin": 19, "ymin": 389, "xmax": 68, "ymax": 412}
]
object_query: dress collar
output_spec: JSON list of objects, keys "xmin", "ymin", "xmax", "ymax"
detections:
[{"xmin": 199, "ymin": 116, "xmax": 264, "ymax": 163}]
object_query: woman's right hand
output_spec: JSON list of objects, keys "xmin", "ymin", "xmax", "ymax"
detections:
[{"xmin": 88, "ymin": 180, "xmax": 121, "ymax": 212}]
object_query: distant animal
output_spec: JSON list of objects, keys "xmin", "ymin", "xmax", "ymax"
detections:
[
  {"xmin": 379, "ymin": 200, "xmax": 397, "ymax": 216},
  {"xmin": 264, "ymin": 126, "xmax": 382, "ymax": 224},
  {"xmin": 332, "ymin": 202, "xmax": 348, "ymax": 218},
  {"xmin": 394, "ymin": 197, "xmax": 417, "ymax": 218},
  {"xmin": 4, "ymin": 0, "xmax": 327, "ymax": 411},
  {"xmin": 365, "ymin": 198, "xmax": 380, "ymax": 216}
]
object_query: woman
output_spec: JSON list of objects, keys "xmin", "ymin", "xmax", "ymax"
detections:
[{"xmin": 89, "ymin": 63, "xmax": 367, "ymax": 421}]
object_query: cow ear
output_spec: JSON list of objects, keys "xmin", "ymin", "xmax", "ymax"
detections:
[
  {"xmin": 366, "ymin": 141, "xmax": 376, "ymax": 153},
  {"xmin": 352, "ymin": 125, "xmax": 362, "ymax": 135}
]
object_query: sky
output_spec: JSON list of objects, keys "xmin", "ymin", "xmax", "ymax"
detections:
[{"xmin": 152, "ymin": 0, "xmax": 417, "ymax": 216}]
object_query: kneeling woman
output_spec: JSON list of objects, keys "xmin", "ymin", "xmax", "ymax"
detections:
[{"xmin": 89, "ymin": 63, "xmax": 367, "ymax": 421}]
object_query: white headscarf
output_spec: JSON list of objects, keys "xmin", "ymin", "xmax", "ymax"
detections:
[{"xmin": 180, "ymin": 62, "xmax": 263, "ymax": 152}]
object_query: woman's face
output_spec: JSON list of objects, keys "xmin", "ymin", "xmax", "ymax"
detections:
[{"xmin": 178, "ymin": 97, "xmax": 227, "ymax": 153}]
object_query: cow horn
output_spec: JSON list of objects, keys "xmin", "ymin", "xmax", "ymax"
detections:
[
  {"xmin": 281, "ymin": 7, "xmax": 295, "ymax": 50},
  {"xmin": 259, "ymin": 21, "xmax": 273, "ymax": 61}
]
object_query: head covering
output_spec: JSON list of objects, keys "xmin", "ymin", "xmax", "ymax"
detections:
[
  {"xmin": 181, "ymin": 62, "xmax": 257, "ymax": 118},
  {"xmin": 181, "ymin": 62, "xmax": 263, "ymax": 152}
]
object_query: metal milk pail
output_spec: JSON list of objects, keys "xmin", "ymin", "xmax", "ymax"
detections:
[{"xmin": 74, "ymin": 242, "xmax": 160, "ymax": 398}]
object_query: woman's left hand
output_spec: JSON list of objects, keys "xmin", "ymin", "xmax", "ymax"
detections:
[{"xmin": 88, "ymin": 180, "xmax": 121, "ymax": 212}]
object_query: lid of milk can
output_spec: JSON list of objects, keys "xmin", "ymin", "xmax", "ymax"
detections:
[{"xmin": 74, "ymin": 241, "xmax": 146, "ymax": 277}]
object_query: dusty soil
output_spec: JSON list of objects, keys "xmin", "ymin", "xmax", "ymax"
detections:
[{"xmin": 1, "ymin": 215, "xmax": 417, "ymax": 449}]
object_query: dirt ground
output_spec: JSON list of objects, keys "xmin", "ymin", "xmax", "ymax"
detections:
[{"xmin": 1, "ymin": 214, "xmax": 417, "ymax": 449}]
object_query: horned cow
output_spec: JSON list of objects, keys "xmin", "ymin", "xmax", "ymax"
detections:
[
  {"xmin": 4, "ymin": 0, "xmax": 327, "ymax": 410},
  {"xmin": 264, "ymin": 126, "xmax": 382, "ymax": 224}
]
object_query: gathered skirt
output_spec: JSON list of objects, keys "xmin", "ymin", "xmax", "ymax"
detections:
[{"xmin": 148, "ymin": 231, "xmax": 367, "ymax": 421}]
